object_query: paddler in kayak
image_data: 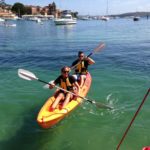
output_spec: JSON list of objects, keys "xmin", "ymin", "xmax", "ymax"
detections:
[
  {"xmin": 71, "ymin": 51, "xmax": 95, "ymax": 87},
  {"xmin": 49, "ymin": 66, "xmax": 80, "ymax": 111}
]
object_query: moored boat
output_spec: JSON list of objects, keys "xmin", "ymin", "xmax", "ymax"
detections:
[
  {"xmin": 54, "ymin": 14, "xmax": 77, "ymax": 25},
  {"xmin": 37, "ymin": 72, "xmax": 92, "ymax": 128},
  {"xmin": 100, "ymin": 16, "xmax": 110, "ymax": 21},
  {"xmin": 0, "ymin": 18, "xmax": 5, "ymax": 22},
  {"xmin": 133, "ymin": 16, "xmax": 140, "ymax": 21}
]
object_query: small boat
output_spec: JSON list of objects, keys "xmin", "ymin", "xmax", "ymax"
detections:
[
  {"xmin": 5, "ymin": 23, "xmax": 17, "ymax": 27},
  {"xmin": 100, "ymin": 0, "xmax": 110, "ymax": 21},
  {"xmin": 54, "ymin": 14, "xmax": 77, "ymax": 25},
  {"xmin": 79, "ymin": 16, "xmax": 90, "ymax": 20},
  {"xmin": 0, "ymin": 18, "xmax": 5, "ymax": 22},
  {"xmin": 100, "ymin": 16, "xmax": 110, "ymax": 21},
  {"xmin": 29, "ymin": 17, "xmax": 39, "ymax": 21},
  {"xmin": 36, "ymin": 18, "xmax": 41, "ymax": 23},
  {"xmin": 37, "ymin": 72, "xmax": 92, "ymax": 128},
  {"xmin": 133, "ymin": 16, "xmax": 140, "ymax": 21}
]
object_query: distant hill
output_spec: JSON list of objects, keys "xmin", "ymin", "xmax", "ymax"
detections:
[{"xmin": 110, "ymin": 12, "xmax": 150, "ymax": 18}]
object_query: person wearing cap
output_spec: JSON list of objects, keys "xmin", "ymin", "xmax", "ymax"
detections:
[
  {"xmin": 71, "ymin": 51, "xmax": 95, "ymax": 87},
  {"xmin": 49, "ymin": 66, "xmax": 80, "ymax": 111}
]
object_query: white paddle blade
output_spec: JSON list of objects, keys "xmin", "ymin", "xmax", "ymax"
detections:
[
  {"xmin": 18, "ymin": 69, "xmax": 38, "ymax": 81},
  {"xmin": 43, "ymin": 80, "xmax": 54, "ymax": 89}
]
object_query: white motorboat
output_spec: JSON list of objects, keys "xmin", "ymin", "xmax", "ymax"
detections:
[
  {"xmin": 0, "ymin": 18, "xmax": 5, "ymax": 22},
  {"xmin": 0, "ymin": 22, "xmax": 17, "ymax": 27},
  {"xmin": 54, "ymin": 14, "xmax": 77, "ymax": 25},
  {"xmin": 100, "ymin": 16, "xmax": 110, "ymax": 21},
  {"xmin": 4, "ymin": 23, "xmax": 17, "ymax": 27},
  {"xmin": 36, "ymin": 18, "xmax": 41, "ymax": 23},
  {"xmin": 6, "ymin": 24, "xmax": 16, "ymax": 27},
  {"xmin": 29, "ymin": 17, "xmax": 39, "ymax": 21}
]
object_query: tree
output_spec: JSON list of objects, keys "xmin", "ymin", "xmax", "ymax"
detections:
[
  {"xmin": 25, "ymin": 6, "xmax": 32, "ymax": 15},
  {"xmin": 0, "ymin": 0, "xmax": 6, "ymax": 8},
  {"xmin": 11, "ymin": 2, "xmax": 25, "ymax": 17}
]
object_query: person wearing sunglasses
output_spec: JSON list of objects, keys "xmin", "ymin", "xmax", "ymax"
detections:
[
  {"xmin": 71, "ymin": 51, "xmax": 95, "ymax": 87},
  {"xmin": 49, "ymin": 66, "xmax": 80, "ymax": 111}
]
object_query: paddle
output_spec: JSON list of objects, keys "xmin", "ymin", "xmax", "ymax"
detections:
[
  {"xmin": 87, "ymin": 42, "xmax": 105, "ymax": 57},
  {"xmin": 71, "ymin": 42, "xmax": 105, "ymax": 70},
  {"xmin": 18, "ymin": 69, "xmax": 113, "ymax": 110}
]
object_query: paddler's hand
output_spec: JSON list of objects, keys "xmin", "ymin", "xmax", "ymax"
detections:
[
  {"xmin": 49, "ymin": 84, "xmax": 55, "ymax": 89},
  {"xmin": 49, "ymin": 81, "xmax": 55, "ymax": 89},
  {"xmin": 84, "ymin": 56, "xmax": 88, "ymax": 61}
]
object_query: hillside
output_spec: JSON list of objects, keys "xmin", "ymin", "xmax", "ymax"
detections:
[{"xmin": 110, "ymin": 12, "xmax": 150, "ymax": 18}]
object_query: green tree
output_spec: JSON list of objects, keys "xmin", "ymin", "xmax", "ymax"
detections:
[
  {"xmin": 11, "ymin": 2, "xmax": 25, "ymax": 17},
  {"xmin": 25, "ymin": 6, "xmax": 32, "ymax": 15},
  {"xmin": 0, "ymin": 0, "xmax": 6, "ymax": 9}
]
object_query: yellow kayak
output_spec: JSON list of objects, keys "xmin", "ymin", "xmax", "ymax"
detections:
[{"xmin": 37, "ymin": 72, "xmax": 92, "ymax": 128}]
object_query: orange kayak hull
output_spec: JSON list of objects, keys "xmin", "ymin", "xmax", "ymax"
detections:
[{"xmin": 37, "ymin": 72, "xmax": 92, "ymax": 129}]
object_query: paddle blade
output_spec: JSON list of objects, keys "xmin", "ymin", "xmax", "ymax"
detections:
[
  {"xmin": 91, "ymin": 100, "xmax": 113, "ymax": 110},
  {"xmin": 86, "ymin": 98, "xmax": 113, "ymax": 110},
  {"xmin": 18, "ymin": 69, "xmax": 38, "ymax": 81},
  {"xmin": 93, "ymin": 42, "xmax": 105, "ymax": 54},
  {"xmin": 95, "ymin": 102, "xmax": 113, "ymax": 110},
  {"xmin": 87, "ymin": 42, "xmax": 105, "ymax": 57}
]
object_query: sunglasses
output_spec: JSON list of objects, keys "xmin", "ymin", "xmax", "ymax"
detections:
[
  {"xmin": 79, "ymin": 55, "xmax": 84, "ymax": 58},
  {"xmin": 62, "ymin": 71, "xmax": 69, "ymax": 73}
]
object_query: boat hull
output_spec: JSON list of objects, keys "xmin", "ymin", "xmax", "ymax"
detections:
[
  {"xmin": 54, "ymin": 20, "xmax": 77, "ymax": 25},
  {"xmin": 37, "ymin": 72, "xmax": 92, "ymax": 128},
  {"xmin": 133, "ymin": 17, "xmax": 140, "ymax": 21}
]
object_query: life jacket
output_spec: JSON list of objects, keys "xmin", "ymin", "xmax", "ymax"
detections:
[
  {"xmin": 60, "ymin": 77, "xmax": 73, "ymax": 91},
  {"xmin": 75, "ymin": 60, "xmax": 88, "ymax": 75}
]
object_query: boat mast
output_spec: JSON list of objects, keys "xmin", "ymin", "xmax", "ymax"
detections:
[{"xmin": 106, "ymin": 0, "xmax": 108, "ymax": 17}]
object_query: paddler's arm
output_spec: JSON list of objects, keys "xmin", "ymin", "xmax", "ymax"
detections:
[
  {"xmin": 85, "ymin": 56, "xmax": 95, "ymax": 65},
  {"xmin": 70, "ymin": 60, "xmax": 79, "ymax": 70}
]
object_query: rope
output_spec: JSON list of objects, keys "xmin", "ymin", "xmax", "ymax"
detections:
[{"xmin": 116, "ymin": 88, "xmax": 150, "ymax": 150}]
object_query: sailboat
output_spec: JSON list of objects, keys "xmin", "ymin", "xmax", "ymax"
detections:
[
  {"xmin": 100, "ymin": 0, "xmax": 110, "ymax": 21},
  {"xmin": 133, "ymin": 10, "xmax": 140, "ymax": 21}
]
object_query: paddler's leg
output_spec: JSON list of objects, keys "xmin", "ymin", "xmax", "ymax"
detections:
[
  {"xmin": 50, "ymin": 93, "xmax": 65, "ymax": 111},
  {"xmin": 80, "ymin": 75, "xmax": 86, "ymax": 88},
  {"xmin": 61, "ymin": 93, "xmax": 73, "ymax": 109}
]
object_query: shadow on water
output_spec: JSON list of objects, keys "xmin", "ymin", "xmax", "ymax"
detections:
[{"xmin": 0, "ymin": 105, "xmax": 58, "ymax": 150}]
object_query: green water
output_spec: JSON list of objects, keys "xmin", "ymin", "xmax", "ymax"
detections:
[{"xmin": 0, "ymin": 19, "xmax": 150, "ymax": 150}]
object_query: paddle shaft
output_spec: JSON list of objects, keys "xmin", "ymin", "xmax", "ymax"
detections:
[
  {"xmin": 38, "ymin": 79, "xmax": 93, "ymax": 103},
  {"xmin": 18, "ymin": 69, "xmax": 112, "ymax": 109},
  {"xmin": 39, "ymin": 79, "xmax": 112, "ymax": 109},
  {"xmin": 116, "ymin": 88, "xmax": 150, "ymax": 150},
  {"xmin": 87, "ymin": 52, "xmax": 93, "ymax": 57}
]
